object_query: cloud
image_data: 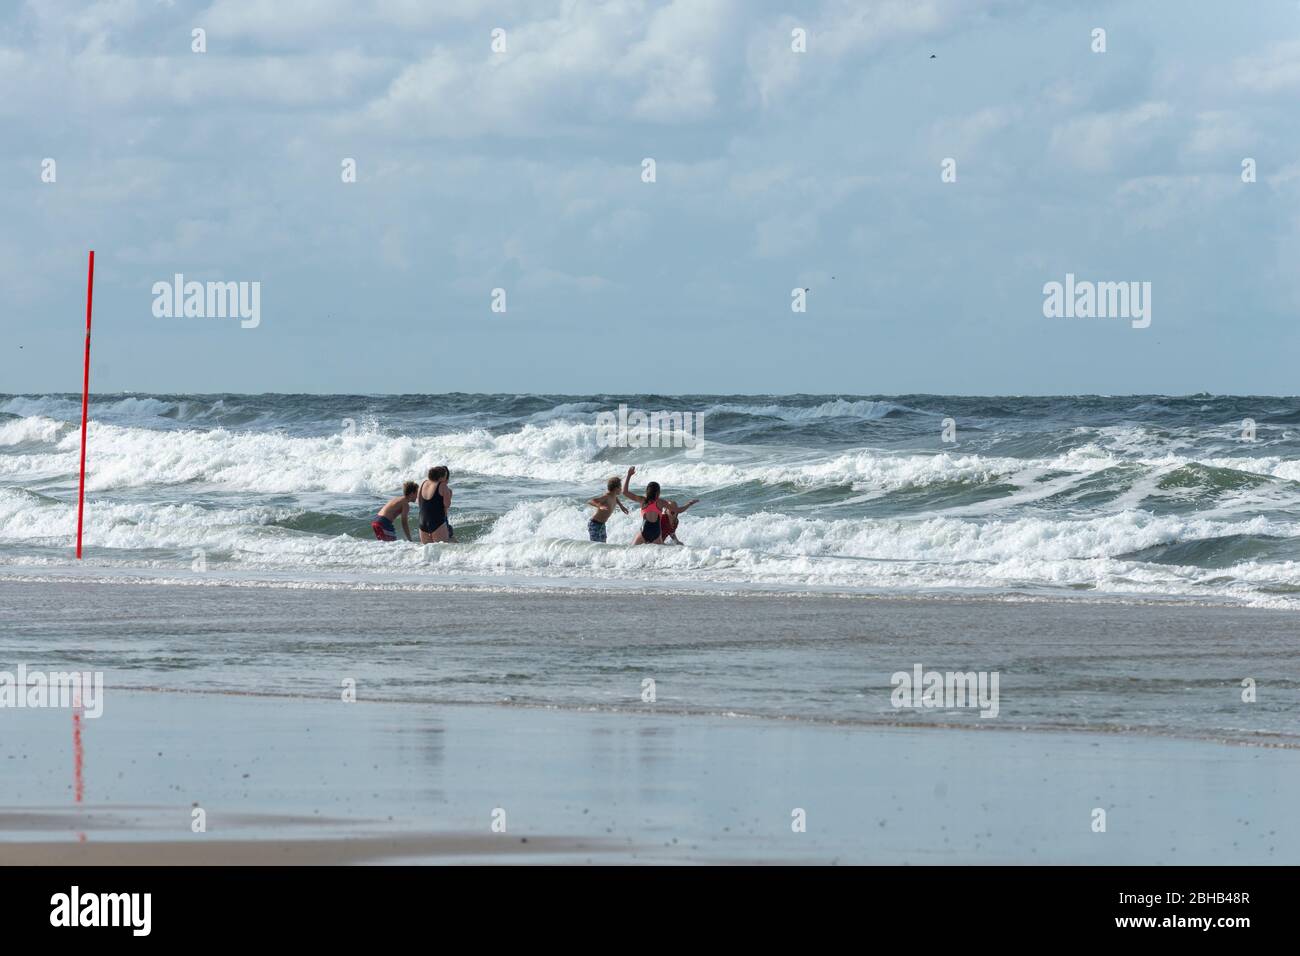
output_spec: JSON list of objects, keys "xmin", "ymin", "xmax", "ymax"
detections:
[
  {"xmin": 744, "ymin": 0, "xmax": 1013, "ymax": 109},
  {"xmin": 754, "ymin": 211, "xmax": 818, "ymax": 258},
  {"xmin": 201, "ymin": 0, "xmax": 502, "ymax": 46},
  {"xmin": 1183, "ymin": 110, "xmax": 1253, "ymax": 159},
  {"xmin": 930, "ymin": 105, "xmax": 1021, "ymax": 157},
  {"xmin": 1048, "ymin": 102, "xmax": 1174, "ymax": 173},
  {"xmin": 359, "ymin": 0, "xmax": 736, "ymax": 138},
  {"xmin": 3, "ymin": 0, "xmax": 1300, "ymax": 394},
  {"xmin": 0, "ymin": 45, "xmax": 394, "ymax": 116},
  {"xmin": 1233, "ymin": 39, "xmax": 1300, "ymax": 93}
]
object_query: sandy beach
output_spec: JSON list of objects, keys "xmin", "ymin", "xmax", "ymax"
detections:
[{"xmin": 2, "ymin": 580, "xmax": 1298, "ymax": 864}]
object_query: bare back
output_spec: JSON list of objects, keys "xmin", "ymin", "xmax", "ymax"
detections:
[
  {"xmin": 589, "ymin": 492, "xmax": 620, "ymax": 523},
  {"xmin": 378, "ymin": 496, "xmax": 407, "ymax": 520}
]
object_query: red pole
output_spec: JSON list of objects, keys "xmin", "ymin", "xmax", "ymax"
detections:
[{"xmin": 76, "ymin": 250, "xmax": 95, "ymax": 559}]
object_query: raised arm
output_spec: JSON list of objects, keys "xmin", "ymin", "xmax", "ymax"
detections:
[
  {"xmin": 621, "ymin": 466, "xmax": 645, "ymax": 504},
  {"xmin": 676, "ymin": 499, "xmax": 700, "ymax": 513}
]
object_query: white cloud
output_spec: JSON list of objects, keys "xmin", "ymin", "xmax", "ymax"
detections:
[
  {"xmin": 930, "ymin": 105, "xmax": 1021, "ymax": 157},
  {"xmin": 1048, "ymin": 102, "xmax": 1173, "ymax": 173},
  {"xmin": 0, "ymin": 43, "xmax": 394, "ymax": 114},
  {"xmin": 360, "ymin": 0, "xmax": 735, "ymax": 138},
  {"xmin": 1184, "ymin": 110, "xmax": 1253, "ymax": 158},
  {"xmin": 203, "ymin": 0, "xmax": 497, "ymax": 44},
  {"xmin": 1233, "ymin": 39, "xmax": 1300, "ymax": 93},
  {"xmin": 754, "ymin": 211, "xmax": 817, "ymax": 258},
  {"xmin": 744, "ymin": 0, "xmax": 1007, "ymax": 109}
]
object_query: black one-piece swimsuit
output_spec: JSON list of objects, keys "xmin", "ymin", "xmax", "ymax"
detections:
[
  {"xmin": 419, "ymin": 481, "xmax": 447, "ymax": 534},
  {"xmin": 641, "ymin": 501, "xmax": 661, "ymax": 542}
]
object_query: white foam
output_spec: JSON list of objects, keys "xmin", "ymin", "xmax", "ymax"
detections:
[
  {"xmin": 0, "ymin": 418, "xmax": 1026, "ymax": 494},
  {"xmin": 526, "ymin": 401, "xmax": 604, "ymax": 422},
  {"xmin": 705, "ymin": 399, "xmax": 910, "ymax": 421},
  {"xmin": 0, "ymin": 396, "xmax": 177, "ymax": 422},
  {"xmin": 0, "ymin": 415, "xmax": 70, "ymax": 447},
  {"xmin": 5, "ymin": 487, "xmax": 1297, "ymax": 606},
  {"xmin": 3, "ymin": 413, "xmax": 1297, "ymax": 509}
]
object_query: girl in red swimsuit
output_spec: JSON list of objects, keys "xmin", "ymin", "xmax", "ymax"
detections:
[{"xmin": 621, "ymin": 466, "xmax": 666, "ymax": 545}]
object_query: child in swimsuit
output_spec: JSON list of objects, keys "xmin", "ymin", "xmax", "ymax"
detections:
[
  {"xmin": 659, "ymin": 498, "xmax": 700, "ymax": 545},
  {"xmin": 620, "ymin": 466, "xmax": 666, "ymax": 545},
  {"xmin": 587, "ymin": 475, "xmax": 629, "ymax": 542},
  {"xmin": 372, "ymin": 481, "xmax": 418, "ymax": 541}
]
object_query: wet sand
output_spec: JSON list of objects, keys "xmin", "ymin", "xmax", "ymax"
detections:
[{"xmin": 1, "ymin": 689, "xmax": 1297, "ymax": 864}]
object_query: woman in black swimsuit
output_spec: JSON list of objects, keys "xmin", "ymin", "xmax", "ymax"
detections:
[{"xmin": 418, "ymin": 465, "xmax": 453, "ymax": 543}]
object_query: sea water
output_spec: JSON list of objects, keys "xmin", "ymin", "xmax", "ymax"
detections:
[{"xmin": 2, "ymin": 392, "xmax": 1299, "ymax": 605}]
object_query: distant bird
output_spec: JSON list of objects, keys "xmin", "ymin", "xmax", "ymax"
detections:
[{"xmin": 930, "ymin": 53, "xmax": 936, "ymax": 59}]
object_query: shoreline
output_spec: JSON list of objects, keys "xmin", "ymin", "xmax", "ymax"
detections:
[
  {"xmin": 4, "ymin": 579, "xmax": 1297, "ymax": 746},
  {"xmin": 73, "ymin": 684, "xmax": 1300, "ymax": 751},
  {"xmin": 2, "ymin": 564, "xmax": 1293, "ymax": 612}
]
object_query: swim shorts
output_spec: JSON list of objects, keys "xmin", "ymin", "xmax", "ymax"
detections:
[
  {"xmin": 588, "ymin": 519, "xmax": 607, "ymax": 543},
  {"xmin": 371, "ymin": 515, "xmax": 397, "ymax": 541}
]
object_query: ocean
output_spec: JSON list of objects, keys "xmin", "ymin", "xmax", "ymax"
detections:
[
  {"xmin": 3, "ymin": 393, "xmax": 1299, "ymax": 746},
  {"xmin": 2, "ymin": 392, "xmax": 1299, "ymax": 605}
]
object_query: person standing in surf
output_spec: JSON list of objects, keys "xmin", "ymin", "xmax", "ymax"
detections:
[
  {"xmin": 418, "ymin": 465, "xmax": 453, "ymax": 543},
  {"xmin": 621, "ymin": 466, "xmax": 665, "ymax": 545},
  {"xmin": 586, "ymin": 475, "xmax": 629, "ymax": 542},
  {"xmin": 372, "ymin": 481, "xmax": 418, "ymax": 542}
]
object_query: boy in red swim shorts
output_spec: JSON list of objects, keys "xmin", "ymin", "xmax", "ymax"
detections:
[{"xmin": 371, "ymin": 481, "xmax": 418, "ymax": 541}]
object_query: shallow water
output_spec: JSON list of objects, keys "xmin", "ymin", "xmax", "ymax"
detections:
[{"xmin": 2, "ymin": 582, "xmax": 1295, "ymax": 745}]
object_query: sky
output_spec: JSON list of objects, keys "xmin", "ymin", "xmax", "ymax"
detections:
[{"xmin": 2, "ymin": 0, "xmax": 1299, "ymax": 396}]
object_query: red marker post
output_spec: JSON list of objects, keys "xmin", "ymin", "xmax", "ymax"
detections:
[{"xmin": 76, "ymin": 250, "xmax": 95, "ymax": 559}]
